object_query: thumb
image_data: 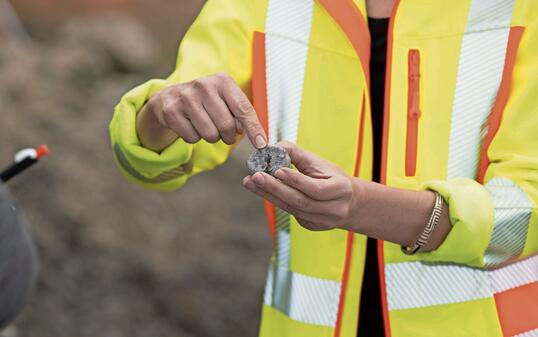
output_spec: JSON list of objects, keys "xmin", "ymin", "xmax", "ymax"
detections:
[{"xmin": 277, "ymin": 141, "xmax": 320, "ymax": 173}]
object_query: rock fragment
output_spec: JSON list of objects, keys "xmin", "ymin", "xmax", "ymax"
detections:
[{"xmin": 247, "ymin": 146, "xmax": 291, "ymax": 176}]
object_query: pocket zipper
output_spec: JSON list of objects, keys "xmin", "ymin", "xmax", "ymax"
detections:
[{"xmin": 406, "ymin": 49, "xmax": 421, "ymax": 177}]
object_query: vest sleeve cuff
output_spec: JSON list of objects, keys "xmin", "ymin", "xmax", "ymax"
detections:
[
  {"xmin": 416, "ymin": 178, "xmax": 495, "ymax": 267},
  {"xmin": 110, "ymin": 79, "xmax": 194, "ymax": 191}
]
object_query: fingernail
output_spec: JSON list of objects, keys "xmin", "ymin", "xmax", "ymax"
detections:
[
  {"xmin": 255, "ymin": 134, "xmax": 267, "ymax": 149},
  {"xmin": 274, "ymin": 169, "xmax": 285, "ymax": 180},
  {"xmin": 253, "ymin": 173, "xmax": 265, "ymax": 186}
]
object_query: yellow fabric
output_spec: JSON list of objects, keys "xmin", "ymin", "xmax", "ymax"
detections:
[
  {"xmin": 109, "ymin": 0, "xmax": 267, "ymax": 191},
  {"xmin": 259, "ymin": 305, "xmax": 333, "ymax": 337},
  {"xmin": 484, "ymin": 17, "xmax": 538, "ymax": 260},
  {"xmin": 389, "ymin": 298, "xmax": 503, "ymax": 337},
  {"xmin": 109, "ymin": 0, "xmax": 538, "ymax": 336},
  {"xmin": 416, "ymin": 16, "xmax": 538, "ymax": 267}
]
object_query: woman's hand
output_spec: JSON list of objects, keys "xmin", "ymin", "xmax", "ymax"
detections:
[
  {"xmin": 136, "ymin": 72, "xmax": 267, "ymax": 152},
  {"xmin": 242, "ymin": 141, "xmax": 452, "ymax": 251},
  {"xmin": 242, "ymin": 141, "xmax": 362, "ymax": 231}
]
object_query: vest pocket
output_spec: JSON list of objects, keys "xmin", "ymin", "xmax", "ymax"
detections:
[{"xmin": 405, "ymin": 49, "xmax": 421, "ymax": 177}]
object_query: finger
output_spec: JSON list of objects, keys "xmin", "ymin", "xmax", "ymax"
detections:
[
  {"xmin": 218, "ymin": 74, "xmax": 267, "ymax": 148},
  {"xmin": 235, "ymin": 119, "xmax": 244, "ymax": 134},
  {"xmin": 186, "ymin": 103, "xmax": 221, "ymax": 143},
  {"xmin": 251, "ymin": 172, "xmax": 342, "ymax": 217},
  {"xmin": 161, "ymin": 105, "xmax": 200, "ymax": 143},
  {"xmin": 274, "ymin": 168, "xmax": 343, "ymax": 200},
  {"xmin": 242, "ymin": 176, "xmax": 330, "ymax": 225},
  {"xmin": 276, "ymin": 141, "xmax": 323, "ymax": 172},
  {"xmin": 202, "ymin": 94, "xmax": 238, "ymax": 145}
]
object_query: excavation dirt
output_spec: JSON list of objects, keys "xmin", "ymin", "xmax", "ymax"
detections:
[{"xmin": 0, "ymin": 15, "xmax": 270, "ymax": 337}]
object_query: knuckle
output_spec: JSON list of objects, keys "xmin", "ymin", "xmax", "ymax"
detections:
[
  {"xmin": 220, "ymin": 119, "xmax": 236, "ymax": 133},
  {"xmin": 192, "ymin": 78, "xmax": 210, "ymax": 94},
  {"xmin": 146, "ymin": 95, "xmax": 161, "ymax": 111},
  {"xmin": 215, "ymin": 72, "xmax": 232, "ymax": 82},
  {"xmin": 237, "ymin": 100, "xmax": 254, "ymax": 115},
  {"xmin": 182, "ymin": 136, "xmax": 196, "ymax": 144},
  {"xmin": 160, "ymin": 103, "xmax": 177, "ymax": 124},
  {"xmin": 204, "ymin": 131, "xmax": 221, "ymax": 143}
]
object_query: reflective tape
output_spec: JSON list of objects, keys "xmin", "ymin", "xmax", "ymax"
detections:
[
  {"xmin": 275, "ymin": 208, "xmax": 291, "ymax": 267},
  {"xmin": 490, "ymin": 254, "xmax": 538, "ymax": 294},
  {"xmin": 514, "ymin": 329, "xmax": 538, "ymax": 337},
  {"xmin": 386, "ymin": 255, "xmax": 538, "ymax": 310},
  {"xmin": 265, "ymin": 0, "xmax": 314, "ymax": 144},
  {"xmin": 385, "ymin": 261, "xmax": 492, "ymax": 310},
  {"xmin": 264, "ymin": 263, "xmax": 341, "ymax": 327},
  {"xmin": 447, "ymin": 0, "xmax": 514, "ymax": 179},
  {"xmin": 484, "ymin": 177, "xmax": 533, "ymax": 267}
]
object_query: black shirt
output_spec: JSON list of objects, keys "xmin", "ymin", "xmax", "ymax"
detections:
[{"xmin": 357, "ymin": 17, "xmax": 389, "ymax": 337}]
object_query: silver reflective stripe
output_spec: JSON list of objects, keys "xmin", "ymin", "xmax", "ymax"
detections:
[
  {"xmin": 113, "ymin": 143, "xmax": 188, "ymax": 183},
  {"xmin": 275, "ymin": 208, "xmax": 291, "ymax": 267},
  {"xmin": 514, "ymin": 328, "xmax": 538, "ymax": 337},
  {"xmin": 489, "ymin": 254, "xmax": 538, "ymax": 293},
  {"xmin": 447, "ymin": 0, "xmax": 514, "ymax": 179},
  {"xmin": 263, "ymin": 263, "xmax": 341, "ymax": 327},
  {"xmin": 265, "ymin": 0, "xmax": 314, "ymax": 144},
  {"xmin": 264, "ymin": 1, "xmax": 334, "ymax": 327},
  {"xmin": 385, "ymin": 262, "xmax": 492, "ymax": 310},
  {"xmin": 484, "ymin": 177, "xmax": 533, "ymax": 267},
  {"xmin": 386, "ymin": 255, "xmax": 538, "ymax": 310}
]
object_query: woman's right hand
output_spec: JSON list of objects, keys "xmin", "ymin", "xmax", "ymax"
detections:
[{"xmin": 136, "ymin": 72, "xmax": 267, "ymax": 152}]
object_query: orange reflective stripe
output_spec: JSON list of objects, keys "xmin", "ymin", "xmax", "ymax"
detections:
[
  {"xmin": 334, "ymin": 92, "xmax": 366, "ymax": 337},
  {"xmin": 317, "ymin": 0, "xmax": 371, "ymax": 86},
  {"xmin": 252, "ymin": 31, "xmax": 269, "ymax": 137},
  {"xmin": 252, "ymin": 31, "xmax": 276, "ymax": 242},
  {"xmin": 495, "ymin": 281, "xmax": 538, "ymax": 337},
  {"xmin": 334, "ymin": 232, "xmax": 354, "ymax": 337},
  {"xmin": 352, "ymin": 93, "xmax": 367, "ymax": 178},
  {"xmin": 477, "ymin": 26, "xmax": 525, "ymax": 183}
]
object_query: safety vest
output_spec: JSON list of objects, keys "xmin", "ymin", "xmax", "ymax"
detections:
[{"xmin": 110, "ymin": 1, "xmax": 538, "ymax": 336}]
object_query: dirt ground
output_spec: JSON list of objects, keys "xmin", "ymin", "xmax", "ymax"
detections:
[{"xmin": 0, "ymin": 9, "xmax": 272, "ymax": 337}]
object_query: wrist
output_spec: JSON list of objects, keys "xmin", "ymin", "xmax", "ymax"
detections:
[
  {"xmin": 342, "ymin": 177, "xmax": 376, "ymax": 231},
  {"xmin": 136, "ymin": 103, "xmax": 178, "ymax": 153}
]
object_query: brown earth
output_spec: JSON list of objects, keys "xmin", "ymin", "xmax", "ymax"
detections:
[{"xmin": 0, "ymin": 5, "xmax": 272, "ymax": 337}]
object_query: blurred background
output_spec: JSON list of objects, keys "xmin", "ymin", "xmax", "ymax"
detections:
[{"xmin": 0, "ymin": 1, "xmax": 271, "ymax": 336}]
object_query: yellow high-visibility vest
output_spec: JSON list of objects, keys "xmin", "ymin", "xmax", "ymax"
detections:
[{"xmin": 110, "ymin": 1, "xmax": 538, "ymax": 336}]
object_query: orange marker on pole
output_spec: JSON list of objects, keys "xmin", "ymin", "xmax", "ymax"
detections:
[{"xmin": 0, "ymin": 145, "xmax": 49, "ymax": 182}]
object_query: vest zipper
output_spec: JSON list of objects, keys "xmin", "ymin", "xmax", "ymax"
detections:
[{"xmin": 405, "ymin": 49, "xmax": 421, "ymax": 177}]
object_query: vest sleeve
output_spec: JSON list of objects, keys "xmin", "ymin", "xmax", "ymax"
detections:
[
  {"xmin": 109, "ymin": 0, "xmax": 263, "ymax": 191},
  {"xmin": 417, "ymin": 20, "xmax": 538, "ymax": 268}
]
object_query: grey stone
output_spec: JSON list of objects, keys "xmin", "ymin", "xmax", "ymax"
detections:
[{"xmin": 247, "ymin": 146, "xmax": 291, "ymax": 176}]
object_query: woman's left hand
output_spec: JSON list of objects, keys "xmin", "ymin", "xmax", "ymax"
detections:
[{"xmin": 242, "ymin": 141, "xmax": 362, "ymax": 231}]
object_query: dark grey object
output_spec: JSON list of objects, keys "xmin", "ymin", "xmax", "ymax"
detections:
[
  {"xmin": 0, "ymin": 183, "xmax": 39, "ymax": 329},
  {"xmin": 247, "ymin": 146, "xmax": 291, "ymax": 176}
]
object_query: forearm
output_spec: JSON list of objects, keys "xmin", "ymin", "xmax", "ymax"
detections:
[
  {"xmin": 136, "ymin": 103, "xmax": 179, "ymax": 153},
  {"xmin": 346, "ymin": 180, "xmax": 452, "ymax": 251}
]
